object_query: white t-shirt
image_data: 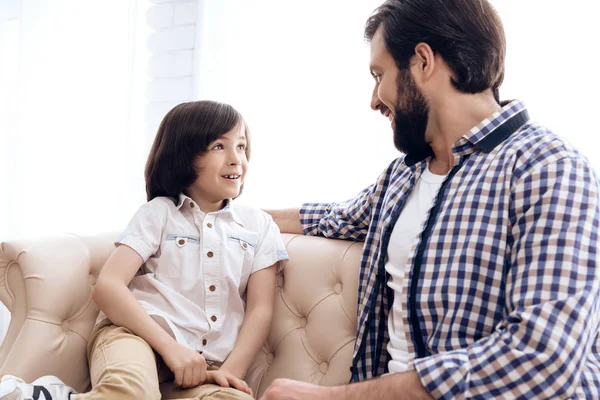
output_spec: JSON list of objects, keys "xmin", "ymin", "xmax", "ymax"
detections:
[
  {"xmin": 386, "ymin": 163, "xmax": 445, "ymax": 373},
  {"xmin": 96, "ymin": 193, "xmax": 289, "ymax": 363}
]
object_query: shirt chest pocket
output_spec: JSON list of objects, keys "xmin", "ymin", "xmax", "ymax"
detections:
[
  {"xmin": 159, "ymin": 234, "xmax": 201, "ymax": 278},
  {"xmin": 225, "ymin": 235, "xmax": 256, "ymax": 290}
]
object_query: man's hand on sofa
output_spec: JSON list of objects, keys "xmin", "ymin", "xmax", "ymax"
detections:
[
  {"xmin": 259, "ymin": 372, "xmax": 433, "ymax": 400},
  {"xmin": 258, "ymin": 379, "xmax": 334, "ymax": 400}
]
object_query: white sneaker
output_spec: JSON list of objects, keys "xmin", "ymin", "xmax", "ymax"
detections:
[{"xmin": 0, "ymin": 375, "xmax": 74, "ymax": 400}]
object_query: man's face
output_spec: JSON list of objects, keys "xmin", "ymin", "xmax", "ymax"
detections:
[{"xmin": 369, "ymin": 28, "xmax": 430, "ymax": 156}]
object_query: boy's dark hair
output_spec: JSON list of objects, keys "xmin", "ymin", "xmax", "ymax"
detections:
[
  {"xmin": 365, "ymin": 0, "xmax": 505, "ymax": 102},
  {"xmin": 145, "ymin": 100, "xmax": 251, "ymax": 202}
]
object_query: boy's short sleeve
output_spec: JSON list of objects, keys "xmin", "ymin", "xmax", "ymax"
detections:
[
  {"xmin": 251, "ymin": 213, "xmax": 289, "ymax": 274},
  {"xmin": 115, "ymin": 200, "xmax": 167, "ymax": 262}
]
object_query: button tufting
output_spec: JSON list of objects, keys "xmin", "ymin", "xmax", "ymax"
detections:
[
  {"xmin": 300, "ymin": 317, "xmax": 307, "ymax": 328},
  {"xmin": 334, "ymin": 283, "xmax": 342, "ymax": 294},
  {"xmin": 266, "ymin": 353, "xmax": 274, "ymax": 365},
  {"xmin": 319, "ymin": 362, "xmax": 329, "ymax": 374}
]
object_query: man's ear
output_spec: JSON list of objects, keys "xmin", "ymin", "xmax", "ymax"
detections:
[{"xmin": 411, "ymin": 42, "xmax": 436, "ymax": 84}]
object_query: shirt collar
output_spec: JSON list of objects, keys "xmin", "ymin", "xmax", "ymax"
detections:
[
  {"xmin": 405, "ymin": 99, "xmax": 529, "ymax": 167},
  {"xmin": 176, "ymin": 194, "xmax": 244, "ymax": 226}
]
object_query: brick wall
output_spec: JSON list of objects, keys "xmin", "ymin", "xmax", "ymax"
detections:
[{"xmin": 145, "ymin": 0, "xmax": 198, "ymax": 138}]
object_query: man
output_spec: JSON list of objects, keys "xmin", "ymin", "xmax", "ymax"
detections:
[{"xmin": 260, "ymin": 0, "xmax": 600, "ymax": 399}]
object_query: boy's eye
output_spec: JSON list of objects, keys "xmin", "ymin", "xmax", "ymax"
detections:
[
  {"xmin": 373, "ymin": 74, "xmax": 382, "ymax": 83},
  {"xmin": 212, "ymin": 144, "xmax": 224, "ymax": 150},
  {"xmin": 237, "ymin": 144, "xmax": 246, "ymax": 150}
]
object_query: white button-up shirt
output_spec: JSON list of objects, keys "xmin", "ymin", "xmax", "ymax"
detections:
[{"xmin": 97, "ymin": 194, "xmax": 289, "ymax": 362}]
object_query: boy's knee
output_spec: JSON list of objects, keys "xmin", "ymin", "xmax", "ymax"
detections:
[{"xmin": 205, "ymin": 387, "xmax": 254, "ymax": 400}]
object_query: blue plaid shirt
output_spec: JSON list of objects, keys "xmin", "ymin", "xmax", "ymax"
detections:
[{"xmin": 300, "ymin": 101, "xmax": 600, "ymax": 399}]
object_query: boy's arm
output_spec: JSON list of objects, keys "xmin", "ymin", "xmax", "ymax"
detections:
[
  {"xmin": 94, "ymin": 245, "xmax": 207, "ymax": 388},
  {"xmin": 220, "ymin": 264, "xmax": 277, "ymax": 378},
  {"xmin": 93, "ymin": 245, "xmax": 180, "ymax": 353}
]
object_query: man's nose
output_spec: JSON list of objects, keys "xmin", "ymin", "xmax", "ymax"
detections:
[{"xmin": 370, "ymin": 85, "xmax": 382, "ymax": 111}]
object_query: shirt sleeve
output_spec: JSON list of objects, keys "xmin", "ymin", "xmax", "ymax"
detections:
[
  {"xmin": 251, "ymin": 212, "xmax": 290, "ymax": 274},
  {"xmin": 300, "ymin": 161, "xmax": 398, "ymax": 241},
  {"xmin": 413, "ymin": 155, "xmax": 600, "ymax": 399},
  {"xmin": 115, "ymin": 199, "xmax": 168, "ymax": 262}
]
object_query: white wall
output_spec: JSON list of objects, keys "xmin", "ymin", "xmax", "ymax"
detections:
[
  {"xmin": 492, "ymin": 0, "xmax": 600, "ymax": 156},
  {"xmin": 192, "ymin": 1, "xmax": 600, "ymax": 211}
]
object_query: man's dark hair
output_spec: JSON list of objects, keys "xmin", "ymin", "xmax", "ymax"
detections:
[
  {"xmin": 145, "ymin": 100, "xmax": 251, "ymax": 202},
  {"xmin": 365, "ymin": 0, "xmax": 505, "ymax": 102}
]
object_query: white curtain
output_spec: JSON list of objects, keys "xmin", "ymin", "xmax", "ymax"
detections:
[
  {"xmin": 0, "ymin": 0, "xmax": 149, "ymax": 341},
  {"xmin": 0, "ymin": 0, "xmax": 150, "ymax": 241},
  {"xmin": 195, "ymin": 0, "xmax": 600, "ymax": 211}
]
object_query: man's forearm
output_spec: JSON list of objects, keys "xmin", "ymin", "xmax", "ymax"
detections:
[
  {"xmin": 264, "ymin": 208, "xmax": 304, "ymax": 234},
  {"xmin": 260, "ymin": 370, "xmax": 433, "ymax": 400},
  {"xmin": 331, "ymin": 371, "xmax": 433, "ymax": 400}
]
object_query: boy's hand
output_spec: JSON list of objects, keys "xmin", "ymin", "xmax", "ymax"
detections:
[
  {"xmin": 207, "ymin": 369, "xmax": 253, "ymax": 396},
  {"xmin": 161, "ymin": 343, "xmax": 207, "ymax": 388}
]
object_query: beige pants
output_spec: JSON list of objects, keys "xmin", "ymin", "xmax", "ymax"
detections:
[{"xmin": 73, "ymin": 322, "xmax": 254, "ymax": 400}]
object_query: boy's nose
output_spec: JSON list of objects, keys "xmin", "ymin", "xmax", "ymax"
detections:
[{"xmin": 229, "ymin": 152, "xmax": 241, "ymax": 165}]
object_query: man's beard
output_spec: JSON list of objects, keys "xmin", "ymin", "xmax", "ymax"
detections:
[{"xmin": 393, "ymin": 69, "xmax": 431, "ymax": 156}]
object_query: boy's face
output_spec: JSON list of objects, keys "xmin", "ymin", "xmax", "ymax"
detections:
[{"xmin": 187, "ymin": 123, "xmax": 248, "ymax": 213}]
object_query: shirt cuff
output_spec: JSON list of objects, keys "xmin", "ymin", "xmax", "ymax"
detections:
[
  {"xmin": 115, "ymin": 233, "xmax": 154, "ymax": 262},
  {"xmin": 253, "ymin": 249, "xmax": 290, "ymax": 274},
  {"xmin": 300, "ymin": 202, "xmax": 329, "ymax": 235},
  {"xmin": 413, "ymin": 349, "xmax": 469, "ymax": 399}
]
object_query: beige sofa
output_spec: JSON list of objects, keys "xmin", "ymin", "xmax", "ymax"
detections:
[{"xmin": 0, "ymin": 233, "xmax": 361, "ymax": 398}]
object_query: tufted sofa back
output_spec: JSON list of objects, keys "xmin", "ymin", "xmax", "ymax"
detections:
[{"xmin": 0, "ymin": 233, "xmax": 361, "ymax": 398}]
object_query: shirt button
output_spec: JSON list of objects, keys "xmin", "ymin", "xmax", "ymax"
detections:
[
  {"xmin": 211, "ymin": 315, "xmax": 217, "ymax": 322},
  {"xmin": 242, "ymin": 242, "xmax": 248, "ymax": 249},
  {"xmin": 178, "ymin": 239, "xmax": 185, "ymax": 245},
  {"xmin": 190, "ymin": 202, "xmax": 195, "ymax": 208},
  {"xmin": 209, "ymin": 285, "xmax": 216, "ymax": 292},
  {"xmin": 202, "ymin": 339, "xmax": 207, "ymax": 346},
  {"xmin": 207, "ymin": 251, "xmax": 214, "ymax": 258},
  {"xmin": 207, "ymin": 223, "xmax": 213, "ymax": 228}
]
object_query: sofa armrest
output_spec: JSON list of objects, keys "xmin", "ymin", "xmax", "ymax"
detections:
[{"xmin": 0, "ymin": 233, "xmax": 116, "ymax": 392}]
